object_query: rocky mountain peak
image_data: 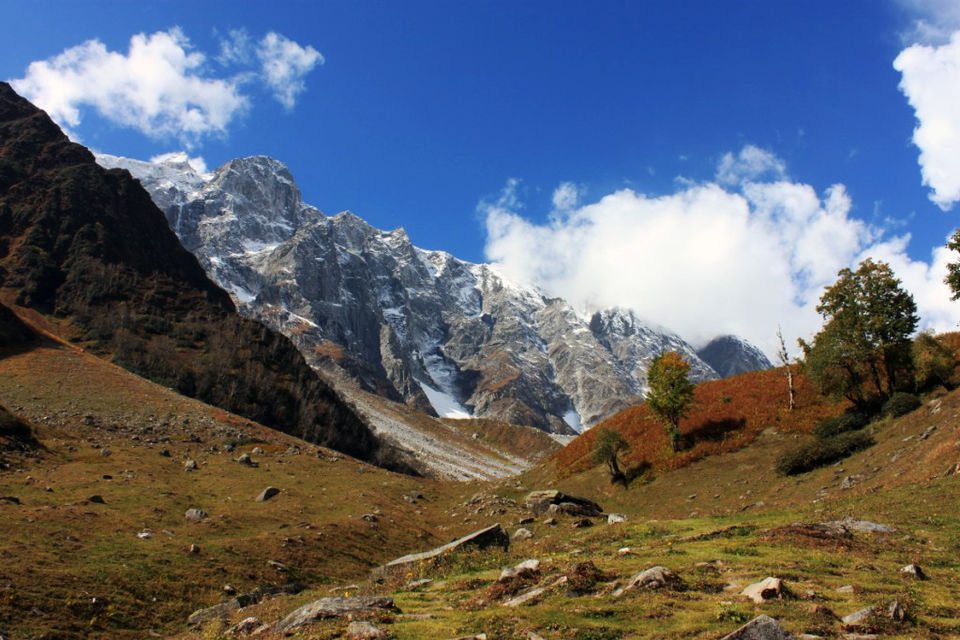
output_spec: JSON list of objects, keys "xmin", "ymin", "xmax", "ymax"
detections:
[
  {"xmin": 697, "ymin": 334, "xmax": 773, "ymax": 378},
  {"xmin": 98, "ymin": 150, "xmax": 768, "ymax": 432}
]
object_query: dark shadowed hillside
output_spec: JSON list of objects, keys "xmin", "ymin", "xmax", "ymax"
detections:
[{"xmin": 0, "ymin": 82, "xmax": 396, "ymax": 466}]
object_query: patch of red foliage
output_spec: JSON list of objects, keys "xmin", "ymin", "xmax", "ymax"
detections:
[{"xmin": 551, "ymin": 366, "xmax": 847, "ymax": 477}]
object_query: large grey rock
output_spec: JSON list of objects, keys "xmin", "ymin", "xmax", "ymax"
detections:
[
  {"xmin": 720, "ymin": 615, "xmax": 794, "ymax": 639},
  {"xmin": 741, "ymin": 577, "xmax": 785, "ymax": 603},
  {"xmin": 524, "ymin": 490, "xmax": 603, "ymax": 516},
  {"xmin": 375, "ymin": 524, "xmax": 509, "ymax": 577},
  {"xmin": 99, "ymin": 153, "xmax": 726, "ymax": 431},
  {"xmin": 274, "ymin": 596, "xmax": 398, "ymax": 633}
]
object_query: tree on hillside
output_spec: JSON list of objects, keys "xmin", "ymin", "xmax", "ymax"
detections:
[
  {"xmin": 646, "ymin": 351, "xmax": 695, "ymax": 452},
  {"xmin": 592, "ymin": 427, "xmax": 630, "ymax": 482},
  {"xmin": 800, "ymin": 258, "xmax": 918, "ymax": 409}
]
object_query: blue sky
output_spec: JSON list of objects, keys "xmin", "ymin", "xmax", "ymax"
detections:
[{"xmin": 4, "ymin": 0, "xmax": 960, "ymax": 354}]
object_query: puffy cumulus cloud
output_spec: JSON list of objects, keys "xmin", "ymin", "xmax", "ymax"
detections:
[
  {"xmin": 10, "ymin": 28, "xmax": 322, "ymax": 146},
  {"xmin": 894, "ymin": 31, "xmax": 960, "ymax": 210},
  {"xmin": 257, "ymin": 32, "xmax": 324, "ymax": 110},
  {"xmin": 715, "ymin": 145, "xmax": 786, "ymax": 186},
  {"xmin": 482, "ymin": 146, "xmax": 960, "ymax": 359}
]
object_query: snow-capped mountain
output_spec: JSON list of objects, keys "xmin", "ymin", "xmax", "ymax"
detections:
[{"xmin": 97, "ymin": 153, "xmax": 759, "ymax": 432}]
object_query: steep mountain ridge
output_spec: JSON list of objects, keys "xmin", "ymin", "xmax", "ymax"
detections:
[
  {"xmin": 697, "ymin": 334, "xmax": 772, "ymax": 378},
  {"xmin": 98, "ymin": 152, "xmax": 764, "ymax": 432},
  {"xmin": 0, "ymin": 83, "xmax": 391, "ymax": 467}
]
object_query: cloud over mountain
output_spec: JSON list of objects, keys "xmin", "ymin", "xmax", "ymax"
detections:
[
  {"xmin": 9, "ymin": 28, "xmax": 322, "ymax": 146},
  {"xmin": 482, "ymin": 147, "xmax": 960, "ymax": 359}
]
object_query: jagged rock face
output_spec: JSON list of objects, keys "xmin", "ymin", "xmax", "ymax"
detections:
[
  {"xmin": 98, "ymin": 153, "xmax": 727, "ymax": 432},
  {"xmin": 697, "ymin": 335, "xmax": 772, "ymax": 378}
]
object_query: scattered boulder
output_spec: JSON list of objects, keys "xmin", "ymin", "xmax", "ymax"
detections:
[
  {"xmin": 841, "ymin": 606, "xmax": 877, "ymax": 630},
  {"xmin": 255, "ymin": 487, "xmax": 280, "ymax": 502},
  {"xmin": 571, "ymin": 518, "xmax": 593, "ymax": 529},
  {"xmin": 404, "ymin": 578, "xmax": 433, "ymax": 591},
  {"xmin": 502, "ymin": 575, "xmax": 568, "ymax": 607},
  {"xmin": 607, "ymin": 513, "xmax": 627, "ymax": 524},
  {"xmin": 87, "ymin": 495, "xmax": 105, "ymax": 504},
  {"xmin": 158, "ymin": 449, "xmax": 171, "ymax": 457},
  {"xmin": 499, "ymin": 559, "xmax": 541, "ymax": 582},
  {"xmin": 228, "ymin": 616, "xmax": 262, "ymax": 635},
  {"xmin": 512, "ymin": 527, "xmax": 533, "ymax": 541},
  {"xmin": 274, "ymin": 597, "xmax": 399, "ymax": 633},
  {"xmin": 900, "ymin": 563, "xmax": 926, "ymax": 579},
  {"xmin": 543, "ymin": 517, "xmax": 557, "ymax": 526},
  {"xmin": 0, "ymin": 496, "xmax": 20, "ymax": 505},
  {"xmin": 373, "ymin": 524, "xmax": 509, "ymax": 578},
  {"xmin": 524, "ymin": 490, "xmax": 603, "ymax": 517},
  {"xmin": 184, "ymin": 459, "xmax": 198, "ymax": 471},
  {"xmin": 613, "ymin": 566, "xmax": 682, "ymax": 596},
  {"xmin": 268, "ymin": 560, "xmax": 288, "ymax": 572},
  {"xmin": 741, "ymin": 577, "xmax": 786, "ymax": 603},
  {"xmin": 822, "ymin": 518, "xmax": 895, "ymax": 534},
  {"xmin": 888, "ymin": 599, "xmax": 906, "ymax": 622},
  {"xmin": 237, "ymin": 453, "xmax": 258, "ymax": 468},
  {"xmin": 252, "ymin": 447, "xmax": 265, "ymax": 455},
  {"xmin": 347, "ymin": 620, "xmax": 387, "ymax": 640},
  {"xmin": 99, "ymin": 448, "xmax": 111, "ymax": 457},
  {"xmin": 137, "ymin": 531, "xmax": 152, "ymax": 539},
  {"xmin": 720, "ymin": 614, "xmax": 794, "ymax": 640},
  {"xmin": 184, "ymin": 508, "xmax": 208, "ymax": 523},
  {"xmin": 187, "ymin": 591, "xmax": 266, "ymax": 626},
  {"xmin": 188, "ymin": 543, "xmax": 200, "ymax": 554}
]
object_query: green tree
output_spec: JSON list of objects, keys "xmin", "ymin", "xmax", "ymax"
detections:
[
  {"xmin": 800, "ymin": 258, "xmax": 918, "ymax": 409},
  {"xmin": 646, "ymin": 351, "xmax": 695, "ymax": 452},
  {"xmin": 591, "ymin": 427, "xmax": 630, "ymax": 481}
]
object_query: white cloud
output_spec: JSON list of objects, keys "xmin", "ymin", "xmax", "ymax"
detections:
[
  {"xmin": 894, "ymin": 31, "xmax": 960, "ymax": 210},
  {"xmin": 10, "ymin": 27, "xmax": 323, "ymax": 146},
  {"xmin": 551, "ymin": 182, "xmax": 582, "ymax": 212},
  {"xmin": 716, "ymin": 144, "xmax": 786, "ymax": 186},
  {"xmin": 897, "ymin": 0, "xmax": 960, "ymax": 44},
  {"xmin": 256, "ymin": 32, "xmax": 324, "ymax": 110},
  {"xmin": 217, "ymin": 28, "xmax": 254, "ymax": 66},
  {"xmin": 482, "ymin": 146, "xmax": 960, "ymax": 359}
]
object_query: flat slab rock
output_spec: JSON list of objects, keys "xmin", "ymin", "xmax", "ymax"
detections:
[
  {"xmin": 721, "ymin": 614, "xmax": 794, "ymax": 639},
  {"xmin": 274, "ymin": 596, "xmax": 399, "ymax": 633},
  {"xmin": 374, "ymin": 524, "xmax": 509, "ymax": 577}
]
